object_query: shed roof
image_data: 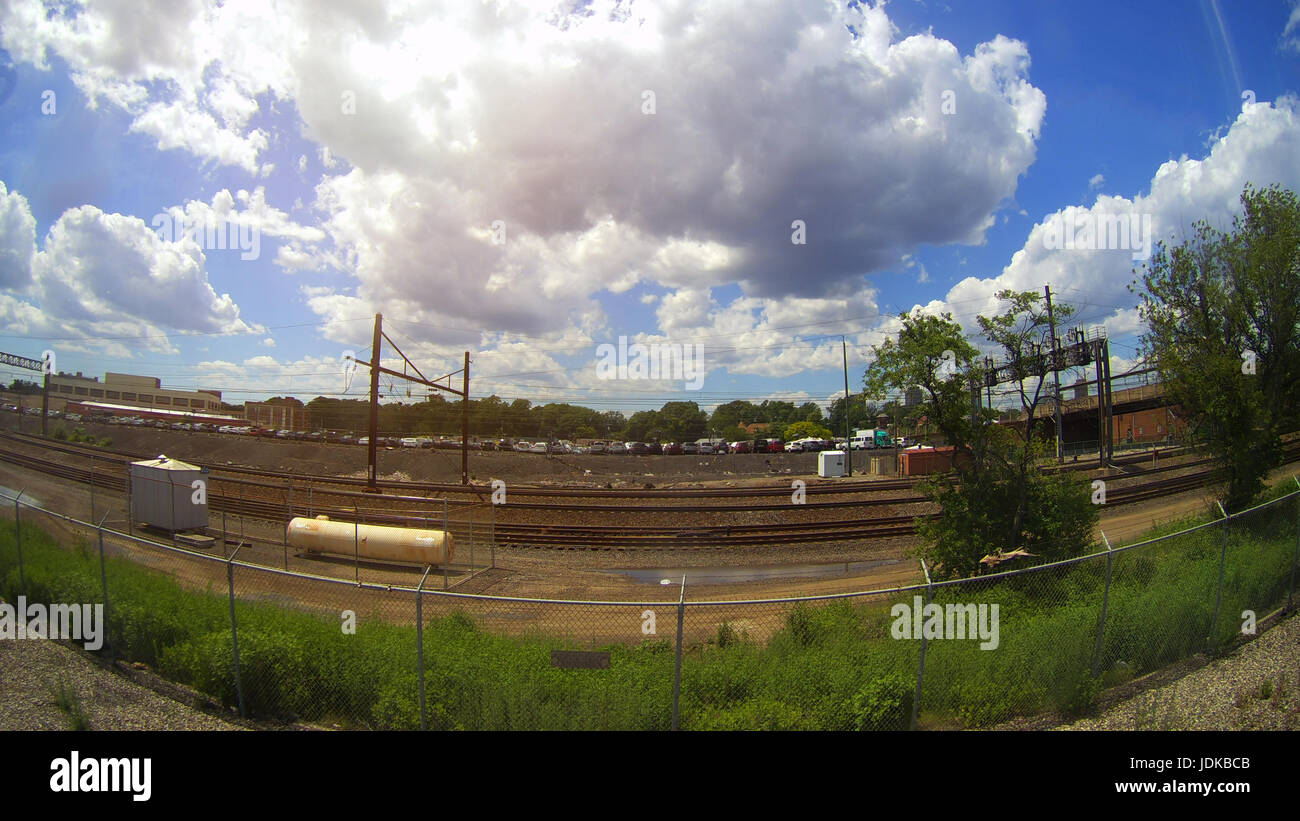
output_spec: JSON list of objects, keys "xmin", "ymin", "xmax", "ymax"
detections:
[{"xmin": 130, "ymin": 454, "xmax": 204, "ymax": 471}]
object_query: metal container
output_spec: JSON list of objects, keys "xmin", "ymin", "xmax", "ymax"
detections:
[
  {"xmin": 129, "ymin": 455, "xmax": 209, "ymax": 532},
  {"xmin": 287, "ymin": 516, "xmax": 454, "ymax": 566},
  {"xmin": 817, "ymin": 450, "xmax": 846, "ymax": 478}
]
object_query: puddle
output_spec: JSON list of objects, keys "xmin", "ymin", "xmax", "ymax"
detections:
[{"xmin": 604, "ymin": 558, "xmax": 900, "ymax": 585}]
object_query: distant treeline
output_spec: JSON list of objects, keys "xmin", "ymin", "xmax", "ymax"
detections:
[{"xmin": 300, "ymin": 395, "xmax": 911, "ymax": 443}]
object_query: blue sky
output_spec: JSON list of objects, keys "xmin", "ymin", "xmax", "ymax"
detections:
[{"xmin": 1, "ymin": 0, "xmax": 1298, "ymax": 416}]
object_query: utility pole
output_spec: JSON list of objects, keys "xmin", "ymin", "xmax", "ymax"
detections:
[
  {"xmin": 842, "ymin": 336, "xmax": 852, "ymax": 477},
  {"xmin": 461, "ymin": 351, "xmax": 470, "ymax": 485},
  {"xmin": 1094, "ymin": 337, "xmax": 1106, "ymax": 467},
  {"xmin": 355, "ymin": 313, "xmax": 473, "ymax": 490},
  {"xmin": 1044, "ymin": 285, "xmax": 1064, "ymax": 463},
  {"xmin": 366, "ymin": 313, "xmax": 382, "ymax": 492},
  {"xmin": 1102, "ymin": 338, "xmax": 1114, "ymax": 463}
]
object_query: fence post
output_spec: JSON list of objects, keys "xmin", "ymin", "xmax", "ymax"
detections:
[
  {"xmin": 89, "ymin": 453, "xmax": 95, "ymax": 521},
  {"xmin": 911, "ymin": 560, "xmax": 932, "ymax": 731},
  {"xmin": 1092, "ymin": 532, "xmax": 1114, "ymax": 678},
  {"xmin": 1288, "ymin": 477, "xmax": 1300, "ymax": 612},
  {"xmin": 96, "ymin": 511, "xmax": 112, "ymax": 662},
  {"xmin": 226, "ymin": 544, "xmax": 246, "ymax": 718},
  {"xmin": 490, "ymin": 501, "xmax": 496, "ymax": 569},
  {"xmin": 285, "ymin": 479, "xmax": 293, "ymax": 570},
  {"xmin": 469, "ymin": 508, "xmax": 475, "ymax": 573},
  {"xmin": 416, "ymin": 564, "xmax": 432, "ymax": 731},
  {"xmin": 354, "ymin": 504, "xmax": 360, "ymax": 584},
  {"xmin": 13, "ymin": 489, "xmax": 26, "ymax": 597},
  {"xmin": 282, "ymin": 487, "xmax": 290, "ymax": 570},
  {"xmin": 443, "ymin": 499, "xmax": 449, "ymax": 590},
  {"xmin": 672, "ymin": 574, "xmax": 686, "ymax": 731},
  {"xmin": 1207, "ymin": 501, "xmax": 1230, "ymax": 655}
]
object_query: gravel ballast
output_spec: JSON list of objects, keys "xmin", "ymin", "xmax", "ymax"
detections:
[{"xmin": 0, "ymin": 634, "xmax": 242, "ymax": 731}]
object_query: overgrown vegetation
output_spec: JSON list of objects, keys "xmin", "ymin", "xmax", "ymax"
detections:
[
  {"xmin": 49, "ymin": 674, "xmax": 92, "ymax": 731},
  {"xmin": 865, "ymin": 293, "xmax": 1100, "ymax": 578},
  {"xmin": 1133, "ymin": 183, "xmax": 1300, "ymax": 512},
  {"xmin": 0, "ymin": 487, "xmax": 1295, "ymax": 729},
  {"xmin": 50, "ymin": 425, "xmax": 112, "ymax": 448}
]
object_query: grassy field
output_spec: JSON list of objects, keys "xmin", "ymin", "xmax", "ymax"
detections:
[{"xmin": 1, "ymin": 484, "xmax": 1296, "ymax": 729}]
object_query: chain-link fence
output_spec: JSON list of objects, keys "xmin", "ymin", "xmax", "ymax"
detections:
[{"xmin": 1, "ymin": 481, "xmax": 1297, "ymax": 729}]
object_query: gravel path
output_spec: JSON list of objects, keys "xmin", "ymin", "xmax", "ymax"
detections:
[
  {"xmin": 0, "ymin": 633, "xmax": 243, "ymax": 731},
  {"xmin": 1057, "ymin": 610, "xmax": 1300, "ymax": 731}
]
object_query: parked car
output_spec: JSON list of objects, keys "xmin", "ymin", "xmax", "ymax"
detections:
[
  {"xmin": 608, "ymin": 442, "xmax": 627, "ymax": 454},
  {"xmin": 698, "ymin": 442, "xmax": 714, "ymax": 455},
  {"xmin": 514, "ymin": 441, "xmax": 531, "ymax": 452},
  {"xmin": 766, "ymin": 439, "xmax": 785, "ymax": 453},
  {"xmin": 681, "ymin": 441, "xmax": 698, "ymax": 455},
  {"xmin": 663, "ymin": 442, "xmax": 683, "ymax": 455},
  {"xmin": 784, "ymin": 440, "xmax": 802, "ymax": 453},
  {"xmin": 729, "ymin": 441, "xmax": 751, "ymax": 454},
  {"xmin": 529, "ymin": 441, "xmax": 548, "ymax": 454},
  {"xmin": 627, "ymin": 441, "xmax": 648, "ymax": 455},
  {"xmin": 400, "ymin": 437, "xmax": 422, "ymax": 448},
  {"xmin": 588, "ymin": 441, "xmax": 607, "ymax": 454},
  {"xmin": 646, "ymin": 442, "xmax": 663, "ymax": 455}
]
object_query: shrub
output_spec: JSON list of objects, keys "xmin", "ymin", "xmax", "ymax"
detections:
[{"xmin": 846, "ymin": 674, "xmax": 913, "ymax": 731}]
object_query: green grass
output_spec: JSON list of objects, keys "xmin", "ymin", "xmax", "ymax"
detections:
[
  {"xmin": 50, "ymin": 674, "xmax": 92, "ymax": 731},
  {"xmin": 1, "ymin": 488, "xmax": 1296, "ymax": 729}
]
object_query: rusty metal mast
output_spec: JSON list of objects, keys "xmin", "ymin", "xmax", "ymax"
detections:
[{"xmin": 352, "ymin": 314, "xmax": 471, "ymax": 491}]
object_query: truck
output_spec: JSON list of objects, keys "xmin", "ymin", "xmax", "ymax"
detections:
[{"xmin": 851, "ymin": 429, "xmax": 894, "ymax": 449}]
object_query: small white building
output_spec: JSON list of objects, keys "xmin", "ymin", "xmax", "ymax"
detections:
[
  {"xmin": 129, "ymin": 455, "xmax": 209, "ymax": 532},
  {"xmin": 817, "ymin": 450, "xmax": 846, "ymax": 478}
]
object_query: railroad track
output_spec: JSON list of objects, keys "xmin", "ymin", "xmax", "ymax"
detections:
[
  {"xmin": 0, "ymin": 427, "xmax": 1201, "ymax": 500},
  {"xmin": 4, "ymin": 434, "xmax": 1294, "ymax": 550}
]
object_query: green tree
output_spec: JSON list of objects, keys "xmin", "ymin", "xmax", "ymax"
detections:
[
  {"xmin": 710, "ymin": 400, "xmax": 761, "ymax": 432},
  {"xmin": 625, "ymin": 410, "xmax": 660, "ymax": 441},
  {"xmin": 827, "ymin": 395, "xmax": 874, "ymax": 436},
  {"xmin": 658, "ymin": 401, "xmax": 708, "ymax": 442},
  {"xmin": 7, "ymin": 379, "xmax": 42, "ymax": 394},
  {"xmin": 781, "ymin": 420, "xmax": 834, "ymax": 442},
  {"xmin": 865, "ymin": 305, "xmax": 1096, "ymax": 578},
  {"xmin": 797, "ymin": 401, "xmax": 825, "ymax": 424},
  {"xmin": 976, "ymin": 289, "xmax": 1081, "ymax": 543},
  {"xmin": 1133, "ymin": 183, "xmax": 1300, "ymax": 511}
]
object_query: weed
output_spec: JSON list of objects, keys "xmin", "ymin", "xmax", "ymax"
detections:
[{"xmin": 50, "ymin": 676, "xmax": 91, "ymax": 731}]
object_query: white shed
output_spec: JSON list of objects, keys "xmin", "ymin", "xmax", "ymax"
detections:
[
  {"xmin": 129, "ymin": 455, "xmax": 209, "ymax": 532},
  {"xmin": 817, "ymin": 450, "xmax": 846, "ymax": 478}
]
